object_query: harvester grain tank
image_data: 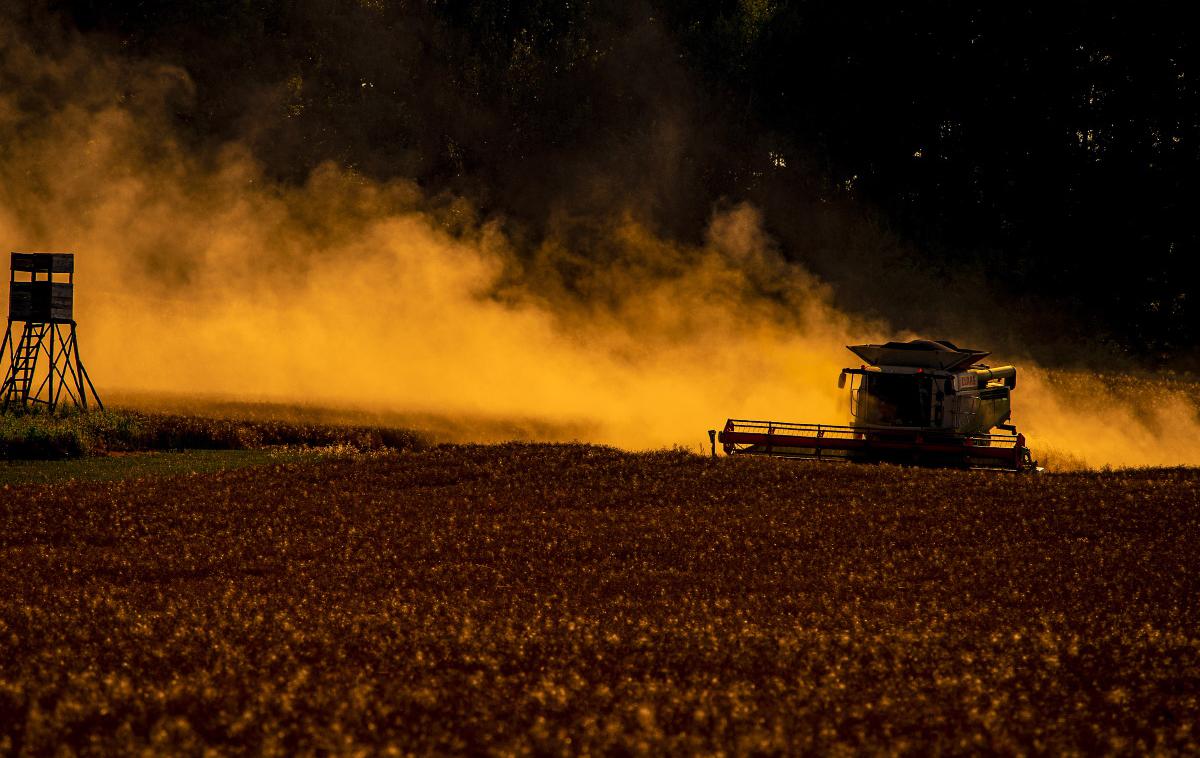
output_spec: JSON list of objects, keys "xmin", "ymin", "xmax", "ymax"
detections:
[{"xmin": 717, "ymin": 339, "xmax": 1036, "ymax": 471}]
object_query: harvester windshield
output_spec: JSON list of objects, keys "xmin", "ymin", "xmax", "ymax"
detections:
[{"xmin": 855, "ymin": 373, "xmax": 932, "ymax": 427}]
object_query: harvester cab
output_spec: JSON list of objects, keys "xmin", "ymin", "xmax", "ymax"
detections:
[
  {"xmin": 841, "ymin": 340, "xmax": 1017, "ymax": 435},
  {"xmin": 717, "ymin": 340, "xmax": 1037, "ymax": 471}
]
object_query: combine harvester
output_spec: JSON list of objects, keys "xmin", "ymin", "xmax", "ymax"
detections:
[{"xmin": 716, "ymin": 340, "xmax": 1037, "ymax": 472}]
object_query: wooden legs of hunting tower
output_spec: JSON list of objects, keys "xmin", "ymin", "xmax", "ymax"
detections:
[{"xmin": 0, "ymin": 320, "xmax": 103, "ymax": 412}]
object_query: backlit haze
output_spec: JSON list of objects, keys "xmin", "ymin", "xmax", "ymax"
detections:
[{"xmin": 2, "ymin": 15, "xmax": 1198, "ymax": 468}]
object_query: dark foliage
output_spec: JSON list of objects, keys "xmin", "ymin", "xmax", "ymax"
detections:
[
  {"xmin": 0, "ymin": 409, "xmax": 426, "ymax": 459},
  {"xmin": 23, "ymin": 1, "xmax": 1200, "ymax": 366}
]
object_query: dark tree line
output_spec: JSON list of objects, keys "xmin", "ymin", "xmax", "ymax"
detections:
[{"xmin": 34, "ymin": 1, "xmax": 1200, "ymax": 368}]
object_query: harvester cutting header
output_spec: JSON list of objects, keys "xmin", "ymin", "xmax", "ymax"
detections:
[{"xmin": 716, "ymin": 340, "xmax": 1036, "ymax": 471}]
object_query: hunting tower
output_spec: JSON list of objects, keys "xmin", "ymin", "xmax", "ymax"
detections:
[{"xmin": 0, "ymin": 253, "xmax": 102, "ymax": 412}]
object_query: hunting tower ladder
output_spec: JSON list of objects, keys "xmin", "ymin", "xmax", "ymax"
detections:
[{"xmin": 0, "ymin": 253, "xmax": 102, "ymax": 412}]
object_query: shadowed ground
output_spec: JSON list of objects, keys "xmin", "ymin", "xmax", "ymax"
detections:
[{"xmin": 1, "ymin": 446, "xmax": 1197, "ymax": 753}]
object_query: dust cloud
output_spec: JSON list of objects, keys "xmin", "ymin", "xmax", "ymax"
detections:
[
  {"xmin": 1015, "ymin": 370, "xmax": 1200, "ymax": 469},
  {"xmin": 0, "ymin": 19, "xmax": 864, "ymax": 449},
  {"xmin": 2, "ymin": 17, "xmax": 1198, "ymax": 467}
]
